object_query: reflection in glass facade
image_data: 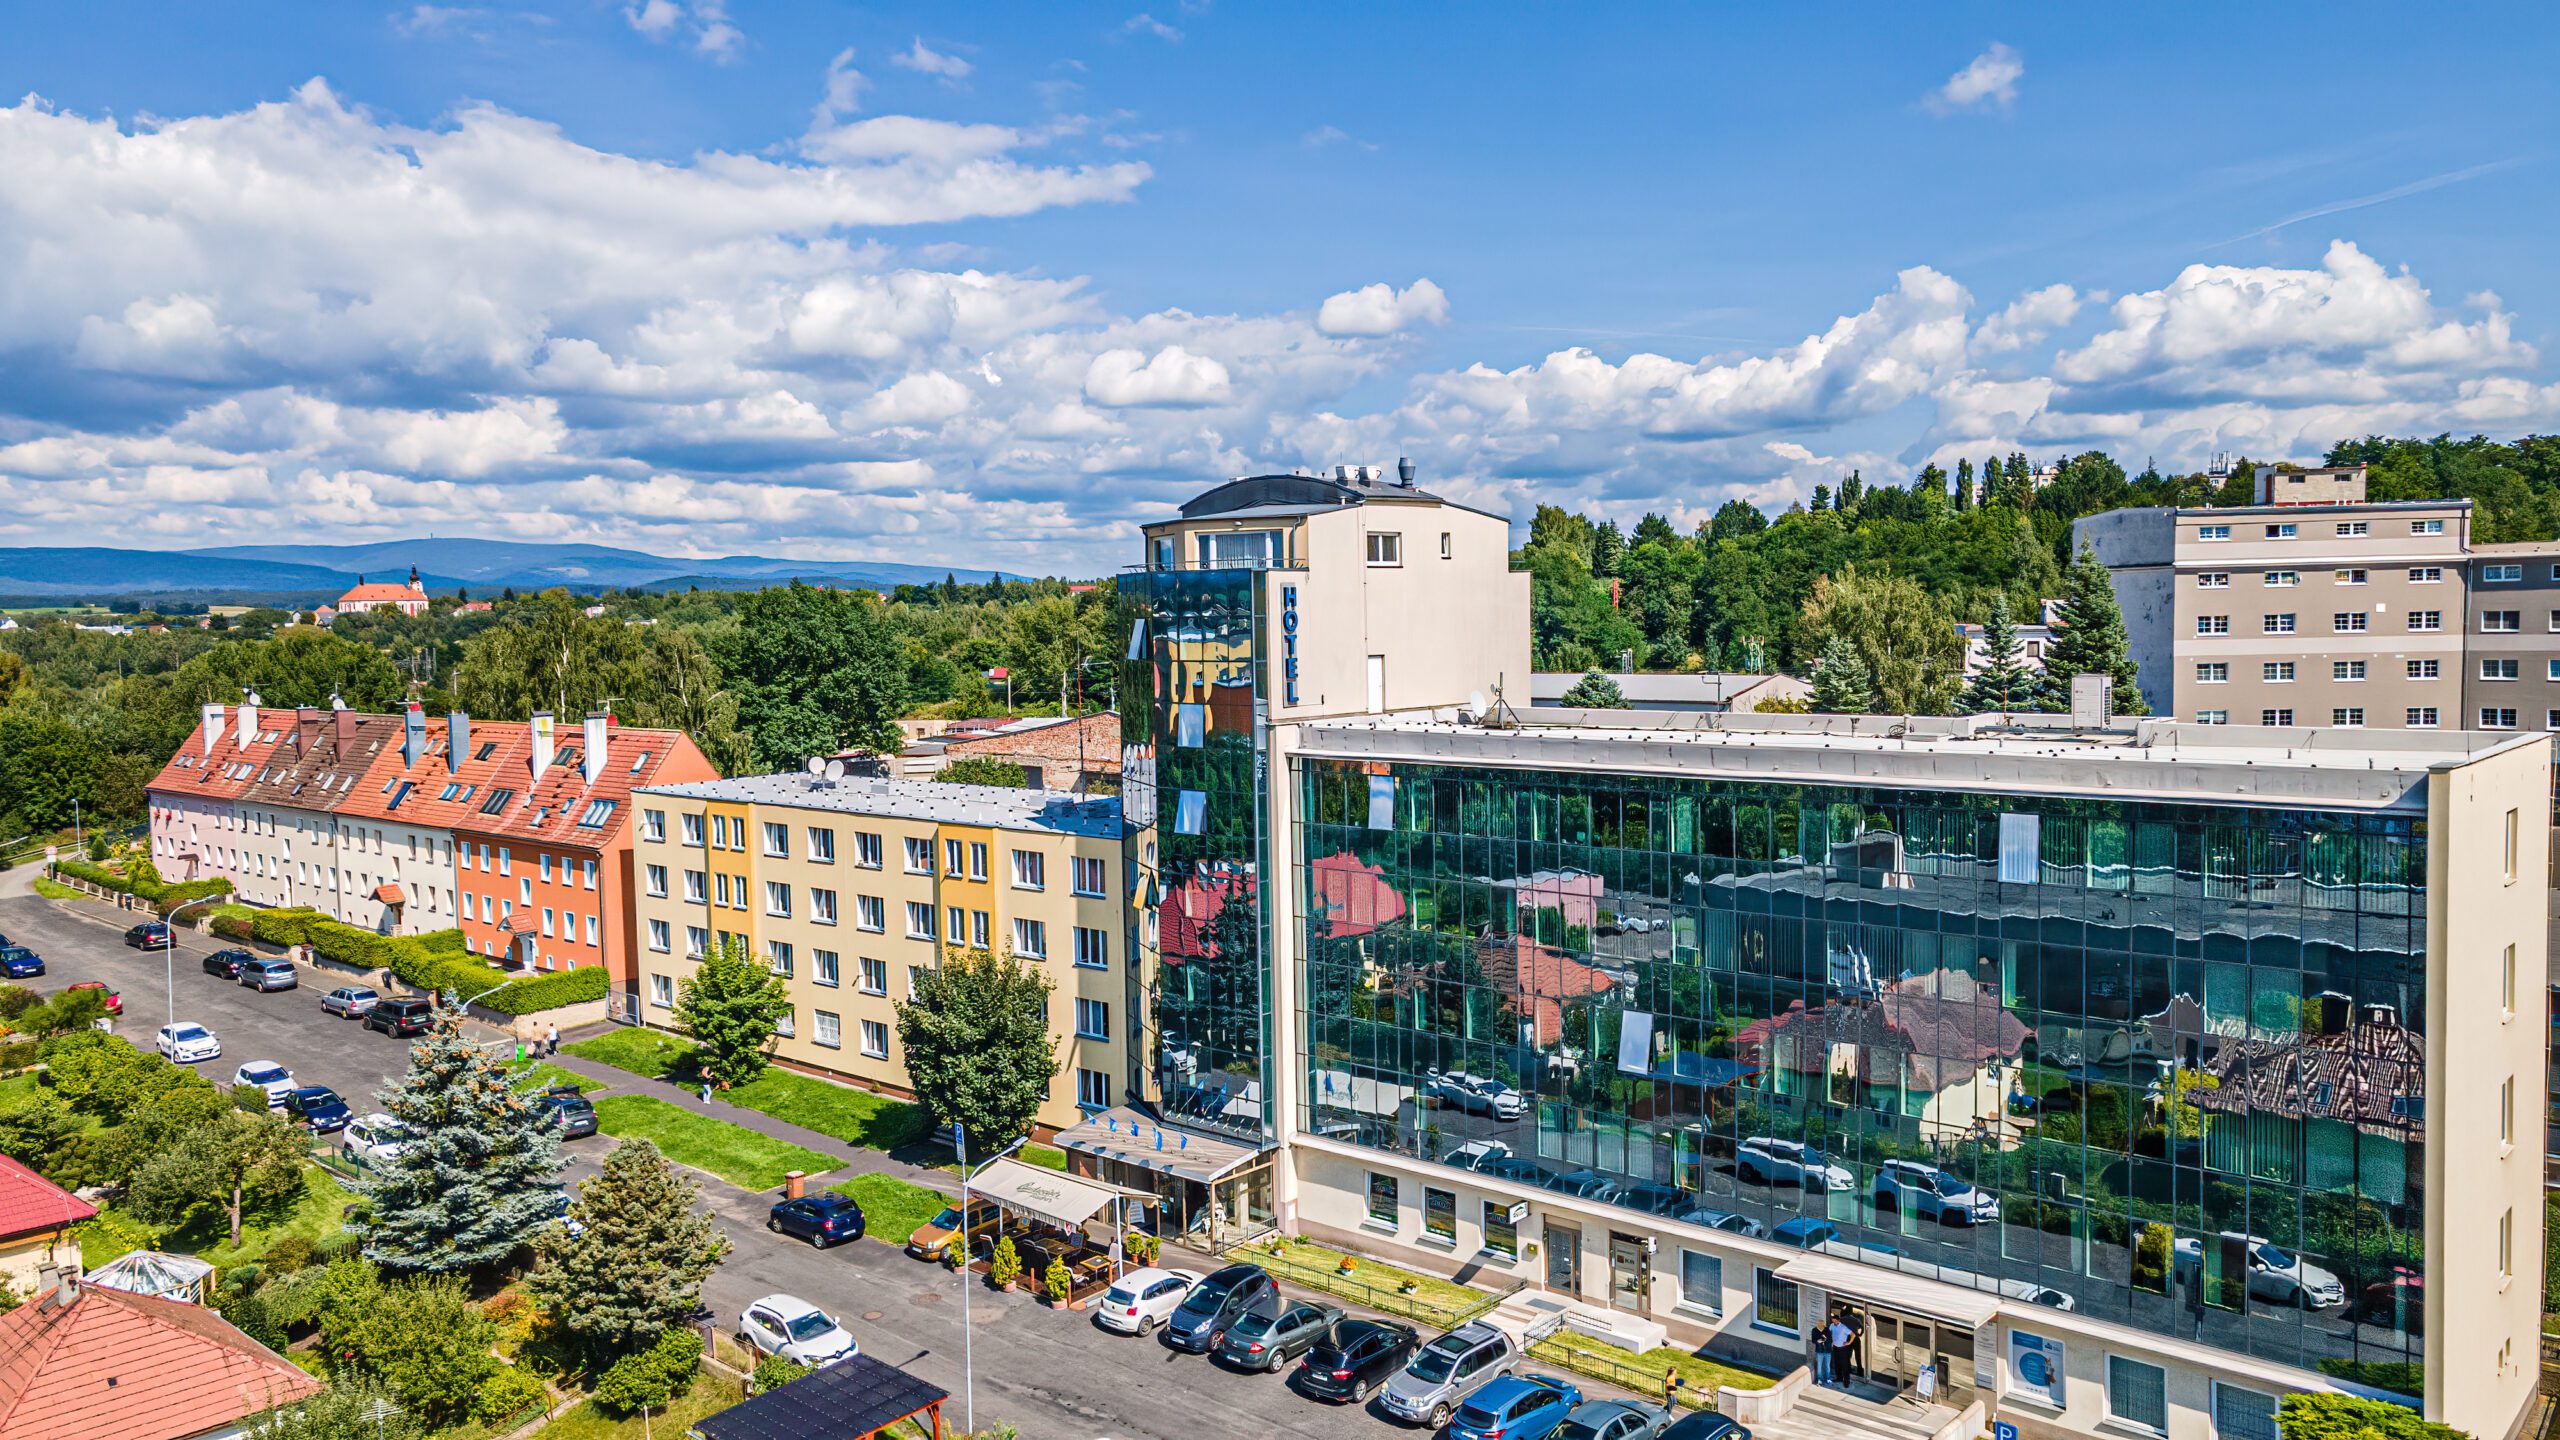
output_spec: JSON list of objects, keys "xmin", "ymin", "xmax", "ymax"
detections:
[
  {"xmin": 1298, "ymin": 758, "xmax": 2427, "ymax": 1382},
  {"xmin": 1120, "ymin": 567, "xmax": 1271, "ymax": 1138}
]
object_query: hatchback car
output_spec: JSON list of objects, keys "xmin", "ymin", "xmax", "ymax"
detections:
[
  {"xmin": 320, "ymin": 986, "xmax": 381, "ymax": 1018},
  {"xmin": 1093, "ymin": 1266, "xmax": 1202, "ymax": 1336},
  {"xmin": 1682, "ymin": 1208, "xmax": 1768, "ymax": 1239},
  {"xmin": 738, "ymin": 1294, "xmax": 857, "ymax": 1368},
  {"xmin": 1771, "ymin": 1218, "xmax": 1838, "ymax": 1249},
  {"xmin": 240, "ymin": 957, "xmax": 298, "ymax": 992},
  {"xmin": 1296, "ymin": 1318, "xmax": 1420, "ymax": 1403},
  {"xmin": 1451, "ymin": 1374, "xmax": 1582, "ymax": 1440},
  {"xmin": 0, "ymin": 945, "xmax": 42, "ymax": 979},
  {"xmin": 1559, "ymin": 1399, "xmax": 1677, "ymax": 1440},
  {"xmin": 234, "ymin": 1062, "xmax": 295, "ymax": 1107},
  {"xmin": 1381, "ymin": 1321, "xmax": 1517, "ymax": 1429},
  {"xmin": 283, "ymin": 1086, "xmax": 353, "ymax": 1133},
  {"xmin": 202, "ymin": 949, "xmax": 251, "ymax": 980},
  {"xmin": 1217, "ymin": 1300, "xmax": 1343, "ymax": 1373},
  {"xmin": 66, "ymin": 980, "xmax": 119, "ymax": 1015},
  {"xmin": 364, "ymin": 997, "xmax": 434, "ymax": 1037},
  {"xmin": 905, "ymin": 1199, "xmax": 1005, "ymax": 1261},
  {"xmin": 2172, "ymin": 1234, "xmax": 2346, "ymax": 1308},
  {"xmin": 1162, "ymin": 1262, "xmax": 1280, "ymax": 1353},
  {"xmin": 1660, "ymin": 1412, "xmax": 1752, "ymax": 1440},
  {"xmin": 1735, "ymin": 1136, "xmax": 1854, "ymax": 1191},
  {"xmin": 1431, "ymin": 1070, "xmax": 1528, "ymax": 1120},
  {"xmin": 767, "ymin": 1192, "xmax": 866, "ymax": 1248},
  {"xmin": 343, "ymin": 1113, "xmax": 415, "ymax": 1164},
  {"xmin": 155, "ymin": 1022, "xmax": 220, "ymax": 1063},
  {"xmin": 1875, "ymin": 1160, "xmax": 1998, "ymax": 1226},
  {"xmin": 540, "ymin": 1087, "xmax": 599, "ymax": 1138},
  {"xmin": 125, "ymin": 923, "xmax": 173, "ymax": 950}
]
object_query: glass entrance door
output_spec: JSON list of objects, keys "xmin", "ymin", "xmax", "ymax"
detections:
[
  {"xmin": 1607, "ymin": 1233, "xmax": 1649, "ymax": 1307},
  {"xmin": 1544, "ymin": 1223, "xmax": 1581, "ymax": 1294},
  {"xmin": 1871, "ymin": 1313, "xmax": 1929, "ymax": 1391}
]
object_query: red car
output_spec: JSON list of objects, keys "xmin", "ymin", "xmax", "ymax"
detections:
[{"xmin": 66, "ymin": 980, "xmax": 120, "ymax": 1015}]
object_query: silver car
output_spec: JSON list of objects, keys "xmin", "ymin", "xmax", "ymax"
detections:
[{"xmin": 1380, "ymin": 1320, "xmax": 1516, "ymax": 1429}]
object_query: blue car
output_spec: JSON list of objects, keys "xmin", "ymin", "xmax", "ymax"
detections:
[
  {"xmin": 0, "ymin": 946, "xmax": 41, "ymax": 979},
  {"xmin": 1772, "ymin": 1217, "xmax": 1838, "ymax": 1249},
  {"xmin": 1451, "ymin": 1374, "xmax": 1583, "ymax": 1440},
  {"xmin": 283, "ymin": 1086, "xmax": 353, "ymax": 1133}
]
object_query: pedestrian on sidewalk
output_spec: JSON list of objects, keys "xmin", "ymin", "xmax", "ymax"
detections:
[
  {"xmin": 699, "ymin": 1079, "xmax": 713, "ymax": 1104},
  {"xmin": 546, "ymin": 1022, "xmax": 559, "ymax": 1056}
]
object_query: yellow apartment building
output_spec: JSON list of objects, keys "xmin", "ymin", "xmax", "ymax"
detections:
[{"xmin": 629, "ymin": 772, "xmax": 1131, "ymax": 1137}]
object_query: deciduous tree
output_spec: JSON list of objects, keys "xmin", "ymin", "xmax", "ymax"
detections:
[
  {"xmin": 1800, "ymin": 566, "xmax": 1965, "ymax": 713},
  {"xmin": 716, "ymin": 582, "xmax": 911, "ymax": 770},
  {"xmin": 125, "ymin": 1107, "xmax": 305, "ymax": 1248},
  {"xmin": 672, "ymin": 936, "xmax": 795, "ymax": 1090},
  {"xmin": 894, "ymin": 947, "xmax": 1059, "ymax": 1166}
]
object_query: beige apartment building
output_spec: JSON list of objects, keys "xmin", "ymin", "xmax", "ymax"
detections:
[{"xmin": 627, "ymin": 773, "xmax": 1130, "ymax": 1137}]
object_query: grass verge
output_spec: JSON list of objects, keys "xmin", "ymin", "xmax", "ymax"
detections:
[
  {"xmin": 1527, "ymin": 1333, "xmax": 1777, "ymax": 1404},
  {"xmin": 592, "ymin": 1095, "xmax": 837, "ymax": 1192},
  {"xmin": 564, "ymin": 1027, "xmax": 697, "ymax": 1080},
  {"xmin": 508, "ymin": 1059, "xmax": 606, "ymax": 1094},
  {"xmin": 831, "ymin": 1172, "xmax": 951, "ymax": 1246},
  {"xmin": 31, "ymin": 877, "xmax": 84, "ymax": 902},
  {"xmin": 1249, "ymin": 1236, "xmax": 1501, "ymax": 1329},
  {"xmin": 1022, "ymin": 1143, "xmax": 1068, "ymax": 1171},
  {"xmin": 725, "ymin": 1067, "xmax": 923, "ymax": 1150}
]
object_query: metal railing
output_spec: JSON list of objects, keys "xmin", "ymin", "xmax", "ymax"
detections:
[{"xmin": 1225, "ymin": 1238, "xmax": 1517, "ymax": 1330}]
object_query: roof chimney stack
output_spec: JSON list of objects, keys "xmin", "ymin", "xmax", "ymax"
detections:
[
  {"xmin": 447, "ymin": 711, "xmax": 468, "ymax": 774},
  {"xmin": 238, "ymin": 693, "xmax": 260, "ymax": 751},
  {"xmin": 403, "ymin": 703, "xmax": 426, "ymax": 769},
  {"xmin": 200, "ymin": 703, "xmax": 225, "ymax": 756},
  {"xmin": 530, "ymin": 712, "xmax": 554, "ymax": 786},
  {"xmin": 1397, "ymin": 456, "xmax": 1415, "ymax": 488},
  {"xmin": 583, "ymin": 712, "xmax": 608, "ymax": 787}
]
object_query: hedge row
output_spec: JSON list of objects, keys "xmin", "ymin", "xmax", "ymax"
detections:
[
  {"xmin": 248, "ymin": 907, "xmax": 609, "ymax": 1016},
  {"xmin": 49, "ymin": 858, "xmax": 233, "ymax": 913}
]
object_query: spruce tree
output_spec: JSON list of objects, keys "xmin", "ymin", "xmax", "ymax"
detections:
[
  {"xmin": 526, "ymin": 1138, "xmax": 727, "ymax": 1366},
  {"xmin": 2041, "ymin": 543, "xmax": 2148, "ymax": 715},
  {"xmin": 354, "ymin": 999, "xmax": 562, "ymax": 1272},
  {"xmin": 1590, "ymin": 520, "xmax": 1626, "ymax": 578},
  {"xmin": 1957, "ymin": 593, "xmax": 2041, "ymax": 715},
  {"xmin": 1808, "ymin": 633, "xmax": 1877, "ymax": 714},
  {"xmin": 1558, "ymin": 670, "xmax": 1631, "ymax": 709}
]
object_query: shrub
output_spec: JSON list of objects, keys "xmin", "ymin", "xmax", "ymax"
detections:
[
  {"xmin": 0, "ymin": 985, "xmax": 36, "ymax": 1021},
  {"xmin": 2278, "ymin": 1392, "xmax": 2463, "ymax": 1440},
  {"xmin": 49, "ymin": 857, "xmax": 233, "ymax": 913},
  {"xmin": 0, "ymin": 1041, "xmax": 38, "ymax": 1073},
  {"xmin": 592, "ymin": 1326, "xmax": 703, "ymax": 1416},
  {"xmin": 217, "ymin": 1288, "xmax": 284, "ymax": 1351},
  {"xmin": 1043, "ymin": 1257, "xmax": 1072, "ymax": 1303},
  {"xmin": 266, "ymin": 1233, "xmax": 317, "ymax": 1275},
  {"xmin": 210, "ymin": 915, "xmax": 257, "ymax": 943},
  {"xmin": 986, "ymin": 1236, "xmax": 1021, "ymax": 1289},
  {"xmin": 482, "ymin": 1289, "xmax": 537, "ymax": 1346},
  {"xmin": 750, "ymin": 1354, "xmax": 811, "ymax": 1394},
  {"xmin": 471, "ymin": 1366, "xmax": 549, "ymax": 1425}
]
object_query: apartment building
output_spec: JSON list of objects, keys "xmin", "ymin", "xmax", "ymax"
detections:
[
  {"xmin": 147, "ymin": 698, "xmax": 291, "ymax": 900},
  {"xmin": 146, "ymin": 701, "xmax": 410, "ymax": 925},
  {"xmin": 627, "ymin": 773, "xmax": 1128, "ymax": 1136},
  {"xmin": 325, "ymin": 705, "xmax": 535, "ymax": 934},
  {"xmin": 2462, "ymin": 542, "xmax": 2560, "ymax": 731}
]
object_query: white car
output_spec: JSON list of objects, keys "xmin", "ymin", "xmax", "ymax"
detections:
[
  {"xmin": 155, "ymin": 1023, "xmax": 220, "ymax": 1064},
  {"xmin": 233, "ymin": 1062, "xmax": 295, "ymax": 1108},
  {"xmin": 1444, "ymin": 1140, "xmax": 1513, "ymax": 1172},
  {"xmin": 1735, "ymin": 1136, "xmax": 1855, "ymax": 1191},
  {"xmin": 1874, "ymin": 1160, "xmax": 1999, "ymax": 1225},
  {"xmin": 738, "ymin": 1294, "xmax": 858, "ymax": 1368},
  {"xmin": 2173, "ymin": 1234, "xmax": 2346, "ymax": 1309},
  {"xmin": 1430, "ymin": 1071, "xmax": 1528, "ymax": 1120},
  {"xmin": 1092, "ymin": 1265, "xmax": 1204, "ymax": 1335},
  {"xmin": 343, "ymin": 1113, "xmax": 415, "ymax": 1164}
]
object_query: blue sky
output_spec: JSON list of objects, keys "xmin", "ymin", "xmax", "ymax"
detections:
[{"xmin": 1, "ymin": 3, "xmax": 2554, "ymax": 573}]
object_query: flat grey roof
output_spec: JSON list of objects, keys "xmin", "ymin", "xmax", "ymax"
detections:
[
  {"xmin": 1293, "ymin": 711, "xmax": 2548, "ymax": 811},
  {"xmin": 638, "ymin": 771, "xmax": 1121, "ymax": 837}
]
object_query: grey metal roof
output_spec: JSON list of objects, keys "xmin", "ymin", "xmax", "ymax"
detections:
[{"xmin": 637, "ymin": 771, "xmax": 1122, "ymax": 838}]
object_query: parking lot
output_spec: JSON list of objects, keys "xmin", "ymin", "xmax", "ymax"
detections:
[{"xmin": 0, "ymin": 875, "xmax": 1668, "ymax": 1439}]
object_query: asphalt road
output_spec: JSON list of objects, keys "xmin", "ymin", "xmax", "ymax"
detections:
[{"xmin": 1, "ymin": 882, "xmax": 1616, "ymax": 1440}]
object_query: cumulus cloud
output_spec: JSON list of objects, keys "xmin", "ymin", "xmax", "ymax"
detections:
[
  {"xmin": 1316, "ymin": 279, "xmax": 1449, "ymax": 338},
  {"xmin": 891, "ymin": 37, "xmax": 972, "ymax": 81},
  {"xmin": 813, "ymin": 48, "xmax": 867, "ymax": 126},
  {"xmin": 1927, "ymin": 43, "xmax": 2022, "ymax": 114},
  {"xmin": 1084, "ymin": 346, "xmax": 1233, "ymax": 407},
  {"xmin": 625, "ymin": 0, "xmax": 737, "ymax": 58},
  {"xmin": 1974, "ymin": 284, "xmax": 2084, "ymax": 354},
  {"xmin": 1121, "ymin": 13, "xmax": 1181, "ymax": 41}
]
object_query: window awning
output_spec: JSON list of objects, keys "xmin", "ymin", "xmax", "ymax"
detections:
[
  {"xmin": 966, "ymin": 1157, "xmax": 1151, "ymax": 1231},
  {"xmin": 1054, "ymin": 1106, "xmax": 1269, "ymax": 1185},
  {"xmin": 1773, "ymin": 1252, "xmax": 2004, "ymax": 1330}
]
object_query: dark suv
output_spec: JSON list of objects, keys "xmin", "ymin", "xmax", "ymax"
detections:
[
  {"xmin": 1297, "ymin": 1318, "xmax": 1421, "ymax": 1403},
  {"xmin": 364, "ymin": 997, "xmax": 435, "ymax": 1037},
  {"xmin": 202, "ymin": 949, "xmax": 252, "ymax": 979},
  {"xmin": 540, "ymin": 1086, "xmax": 599, "ymax": 1138},
  {"xmin": 125, "ymin": 923, "xmax": 173, "ymax": 950},
  {"xmin": 1162, "ymin": 1262, "xmax": 1280, "ymax": 1353}
]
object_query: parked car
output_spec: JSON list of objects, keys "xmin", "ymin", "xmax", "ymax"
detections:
[
  {"xmin": 1296, "ymin": 1318, "xmax": 1421, "ymax": 1403},
  {"xmin": 1430, "ymin": 1071, "xmax": 1528, "ymax": 1120},
  {"xmin": 2172, "ymin": 1234, "xmax": 2346, "ymax": 1308},
  {"xmin": 1218, "ymin": 1300, "xmax": 1344, "ymax": 1372},
  {"xmin": 737, "ymin": 1294, "xmax": 857, "ymax": 1368},
  {"xmin": 1734, "ymin": 1137, "xmax": 1854, "ymax": 1191},
  {"xmin": 1660, "ymin": 1411, "xmax": 1752, "ymax": 1440},
  {"xmin": 1548, "ymin": 1168, "xmax": 1627, "ymax": 1203},
  {"xmin": 1094, "ymin": 1266, "xmax": 1203, "ymax": 1336},
  {"xmin": 343, "ymin": 1113, "xmax": 414, "ymax": 1164},
  {"xmin": 1451, "ymin": 1374, "xmax": 1582, "ymax": 1440},
  {"xmin": 125, "ymin": 923, "xmax": 173, "ymax": 950},
  {"xmin": 155, "ymin": 1022, "xmax": 220, "ymax": 1063},
  {"xmin": 905, "ymin": 1199, "xmax": 1005, "ymax": 1261},
  {"xmin": 1771, "ymin": 1218, "xmax": 1838, "ymax": 1249},
  {"xmin": 364, "ymin": 997, "xmax": 434, "ymax": 1037},
  {"xmin": 1381, "ymin": 1320, "xmax": 1518, "ymax": 1429},
  {"xmin": 540, "ymin": 1086, "xmax": 599, "ymax": 1139},
  {"xmin": 283, "ymin": 1086, "xmax": 353, "ymax": 1133},
  {"xmin": 320, "ymin": 986, "xmax": 381, "ymax": 1018},
  {"xmin": 1619, "ymin": 1182, "xmax": 1690, "ymax": 1217},
  {"xmin": 1874, "ymin": 1160, "xmax": 1998, "ymax": 1225},
  {"xmin": 0, "ymin": 946, "xmax": 43, "ymax": 979},
  {"xmin": 1444, "ymin": 1140, "xmax": 1513, "ymax": 1172},
  {"xmin": 1682, "ymin": 1207, "xmax": 1768, "ymax": 1239},
  {"xmin": 767, "ymin": 1192, "xmax": 866, "ymax": 1248},
  {"xmin": 1162, "ymin": 1262, "xmax": 1280, "ymax": 1353},
  {"xmin": 202, "ymin": 949, "xmax": 251, "ymax": 980},
  {"xmin": 233, "ymin": 1062, "xmax": 295, "ymax": 1107},
  {"xmin": 1559, "ymin": 1399, "xmax": 1677, "ymax": 1440},
  {"xmin": 66, "ymin": 980, "xmax": 118, "ymax": 1015},
  {"xmin": 240, "ymin": 957, "xmax": 298, "ymax": 992},
  {"xmin": 541, "ymin": 1187, "xmax": 586, "ymax": 1239}
]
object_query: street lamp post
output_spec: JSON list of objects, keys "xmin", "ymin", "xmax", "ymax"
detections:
[
  {"xmin": 159, "ymin": 895, "xmax": 223, "ymax": 1032},
  {"xmin": 958, "ymin": 1127, "xmax": 1027, "ymax": 1436}
]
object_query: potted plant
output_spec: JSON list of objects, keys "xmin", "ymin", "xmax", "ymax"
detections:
[
  {"xmin": 1338, "ymin": 1254, "xmax": 1358, "ymax": 1275},
  {"xmin": 1043, "ymin": 1258, "xmax": 1074, "ymax": 1308},
  {"xmin": 987, "ymin": 1236, "xmax": 1021, "ymax": 1291}
]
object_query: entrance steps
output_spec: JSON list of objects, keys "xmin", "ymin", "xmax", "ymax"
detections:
[
  {"xmin": 1483, "ymin": 1293, "xmax": 1668, "ymax": 1354},
  {"xmin": 1770, "ymin": 1385, "xmax": 1962, "ymax": 1440}
]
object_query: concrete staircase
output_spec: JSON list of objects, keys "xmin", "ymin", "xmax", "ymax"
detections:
[{"xmin": 1767, "ymin": 1385, "xmax": 1960, "ymax": 1440}]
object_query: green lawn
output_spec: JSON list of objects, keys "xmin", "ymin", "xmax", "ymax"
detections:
[
  {"xmin": 507, "ymin": 1059, "xmax": 606, "ymax": 1094},
  {"xmin": 1528, "ymin": 1334, "xmax": 1777, "ymax": 1400},
  {"xmin": 525, "ymin": 1375, "xmax": 746, "ymax": 1440},
  {"xmin": 725, "ymin": 1067, "xmax": 924, "ymax": 1150},
  {"xmin": 591, "ymin": 1095, "xmax": 837, "ymax": 1192},
  {"xmin": 564, "ymin": 1027, "xmax": 699, "ymax": 1079},
  {"xmin": 77, "ymin": 1162, "xmax": 355, "ymax": 1273},
  {"xmin": 0, "ymin": 1074, "xmax": 38, "ymax": 1104},
  {"xmin": 31, "ymin": 877, "xmax": 84, "ymax": 902},
  {"xmin": 830, "ymin": 1172, "xmax": 951, "ymax": 1246},
  {"xmin": 1022, "ymin": 1143, "xmax": 1068, "ymax": 1171}
]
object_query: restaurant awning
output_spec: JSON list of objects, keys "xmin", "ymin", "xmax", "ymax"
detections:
[
  {"xmin": 1773, "ymin": 1252, "xmax": 2004, "ymax": 1330},
  {"xmin": 1054, "ymin": 1106, "xmax": 1269, "ymax": 1186},
  {"xmin": 967, "ymin": 1156, "xmax": 1152, "ymax": 1231}
]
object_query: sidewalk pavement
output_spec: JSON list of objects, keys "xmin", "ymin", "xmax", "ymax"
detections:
[{"xmin": 542, "ymin": 1025, "xmax": 964, "ymax": 1199}]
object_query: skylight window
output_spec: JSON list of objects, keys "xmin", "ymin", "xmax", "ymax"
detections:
[
  {"xmin": 478, "ymin": 787, "xmax": 515, "ymax": 815},
  {"xmin": 576, "ymin": 799, "xmax": 618, "ymax": 829}
]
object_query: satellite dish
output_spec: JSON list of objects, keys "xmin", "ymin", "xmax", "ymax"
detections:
[
  {"xmin": 805, "ymin": 755, "xmax": 826, "ymax": 776},
  {"xmin": 824, "ymin": 760, "xmax": 846, "ymax": 780},
  {"xmin": 1468, "ymin": 691, "xmax": 1487, "ymax": 715}
]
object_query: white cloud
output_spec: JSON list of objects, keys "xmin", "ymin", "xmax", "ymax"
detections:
[
  {"xmin": 1121, "ymin": 13, "xmax": 1182, "ymax": 41},
  {"xmin": 891, "ymin": 38, "xmax": 973, "ymax": 81},
  {"xmin": 814, "ymin": 48, "xmax": 867, "ymax": 127},
  {"xmin": 851, "ymin": 369, "xmax": 977, "ymax": 428},
  {"xmin": 1316, "ymin": 279, "xmax": 1449, "ymax": 338},
  {"xmin": 1083, "ymin": 345, "xmax": 1233, "ymax": 407},
  {"xmin": 1927, "ymin": 43, "xmax": 2022, "ymax": 114},
  {"xmin": 1302, "ymin": 125, "xmax": 1376, "ymax": 151},
  {"xmin": 624, "ymin": 1, "xmax": 738, "ymax": 59},
  {"xmin": 625, "ymin": 0, "xmax": 680, "ymax": 39},
  {"xmin": 1973, "ymin": 283, "xmax": 2083, "ymax": 354}
]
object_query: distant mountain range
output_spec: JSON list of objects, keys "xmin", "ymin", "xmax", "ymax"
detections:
[{"xmin": 0, "ymin": 539, "xmax": 1039, "ymax": 603}]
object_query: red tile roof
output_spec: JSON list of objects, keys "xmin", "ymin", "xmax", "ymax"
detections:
[
  {"xmin": 144, "ymin": 712, "xmax": 294, "ymax": 806},
  {"xmin": 1160, "ymin": 870, "xmax": 1251, "ymax": 964},
  {"xmin": 337, "ymin": 582, "xmax": 422, "ymax": 604},
  {"xmin": 1307, "ymin": 852, "xmax": 1407, "ymax": 939},
  {"xmin": 449, "ymin": 721, "xmax": 715, "ymax": 853},
  {"xmin": 0, "ymin": 1155, "xmax": 94, "ymax": 1244},
  {"xmin": 0, "ymin": 1280, "xmax": 319, "ymax": 1440}
]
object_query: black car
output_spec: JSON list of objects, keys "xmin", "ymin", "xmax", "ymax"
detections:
[
  {"xmin": 0, "ymin": 945, "xmax": 42, "ymax": 979},
  {"xmin": 767, "ymin": 1192, "xmax": 866, "ymax": 1248},
  {"xmin": 541, "ymin": 1087, "xmax": 599, "ymax": 1139},
  {"xmin": 1217, "ymin": 1300, "xmax": 1344, "ymax": 1372},
  {"xmin": 1661, "ymin": 1412, "xmax": 1752, "ymax": 1440},
  {"xmin": 1162, "ymin": 1262, "xmax": 1280, "ymax": 1353},
  {"xmin": 1297, "ymin": 1318, "xmax": 1420, "ymax": 1403},
  {"xmin": 203, "ymin": 949, "xmax": 252, "ymax": 980},
  {"xmin": 283, "ymin": 1086, "xmax": 353, "ymax": 1133},
  {"xmin": 125, "ymin": 923, "xmax": 173, "ymax": 950},
  {"xmin": 364, "ymin": 996, "xmax": 434, "ymax": 1037}
]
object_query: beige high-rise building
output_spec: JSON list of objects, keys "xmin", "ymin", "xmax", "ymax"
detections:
[{"xmin": 627, "ymin": 773, "xmax": 1130, "ymax": 1136}]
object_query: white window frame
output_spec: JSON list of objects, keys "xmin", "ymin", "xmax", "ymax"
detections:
[{"xmin": 860, "ymin": 1018, "xmax": 889, "ymax": 1058}]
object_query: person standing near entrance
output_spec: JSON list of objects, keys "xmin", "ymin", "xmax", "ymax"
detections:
[
  {"xmin": 1826, "ymin": 1311, "xmax": 1853, "ymax": 1388},
  {"xmin": 1842, "ymin": 1308, "xmax": 1866, "ymax": 1384},
  {"xmin": 1812, "ymin": 1313, "xmax": 1836, "ymax": 1386}
]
